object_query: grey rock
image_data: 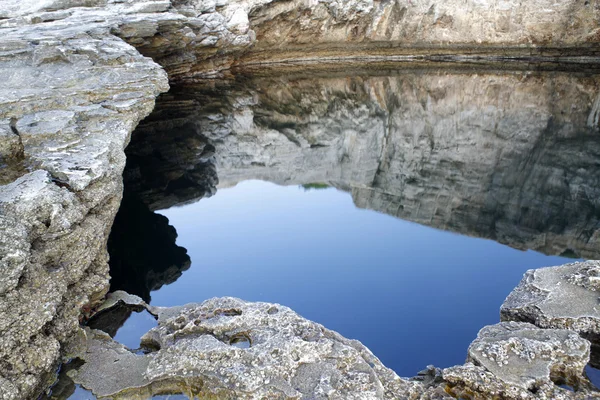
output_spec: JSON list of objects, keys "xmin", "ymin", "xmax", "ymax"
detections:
[
  {"xmin": 443, "ymin": 362, "xmax": 598, "ymax": 400},
  {"xmin": 467, "ymin": 322, "xmax": 590, "ymax": 392},
  {"xmin": 0, "ymin": 0, "xmax": 598, "ymax": 397},
  {"xmin": 95, "ymin": 290, "xmax": 148, "ymax": 314},
  {"xmin": 0, "ymin": 3, "xmax": 169, "ymax": 398},
  {"xmin": 501, "ymin": 260, "xmax": 600, "ymax": 364},
  {"xmin": 72, "ymin": 297, "xmax": 428, "ymax": 399}
]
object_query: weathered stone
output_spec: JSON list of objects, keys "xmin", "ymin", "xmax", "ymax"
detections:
[
  {"xmin": 467, "ymin": 322, "xmax": 591, "ymax": 392},
  {"xmin": 501, "ymin": 261, "xmax": 600, "ymax": 365},
  {"xmin": 0, "ymin": 0, "xmax": 598, "ymax": 397},
  {"xmin": 0, "ymin": 0, "xmax": 597, "ymax": 82},
  {"xmin": 444, "ymin": 363, "xmax": 598, "ymax": 400},
  {"xmin": 0, "ymin": 3, "xmax": 169, "ymax": 398},
  {"xmin": 72, "ymin": 297, "xmax": 429, "ymax": 399},
  {"xmin": 95, "ymin": 290, "xmax": 148, "ymax": 314}
]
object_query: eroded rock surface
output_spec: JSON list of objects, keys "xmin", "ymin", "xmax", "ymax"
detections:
[
  {"xmin": 502, "ymin": 261, "xmax": 600, "ymax": 367},
  {"xmin": 67, "ymin": 295, "xmax": 600, "ymax": 400},
  {"xmin": 0, "ymin": 2, "xmax": 169, "ymax": 398},
  {"xmin": 0, "ymin": 0, "xmax": 599, "ymax": 397},
  {"xmin": 443, "ymin": 363, "xmax": 597, "ymax": 400},
  {"xmin": 446, "ymin": 321, "xmax": 594, "ymax": 398},
  {"xmin": 1, "ymin": 0, "xmax": 597, "ymax": 82},
  {"xmin": 72, "ymin": 297, "xmax": 435, "ymax": 399}
]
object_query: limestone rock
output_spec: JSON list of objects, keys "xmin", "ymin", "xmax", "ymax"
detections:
[
  {"xmin": 443, "ymin": 363, "xmax": 598, "ymax": 400},
  {"xmin": 467, "ymin": 322, "xmax": 590, "ymax": 392},
  {"xmin": 501, "ymin": 261, "xmax": 600, "ymax": 363},
  {"xmin": 0, "ymin": 3, "xmax": 169, "ymax": 398},
  {"xmin": 72, "ymin": 297, "xmax": 428, "ymax": 399}
]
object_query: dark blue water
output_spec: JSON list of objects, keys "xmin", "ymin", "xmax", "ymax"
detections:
[{"xmin": 141, "ymin": 179, "xmax": 572, "ymax": 377}]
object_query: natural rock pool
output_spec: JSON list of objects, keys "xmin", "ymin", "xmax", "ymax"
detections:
[{"xmin": 46, "ymin": 65, "xmax": 600, "ymax": 398}]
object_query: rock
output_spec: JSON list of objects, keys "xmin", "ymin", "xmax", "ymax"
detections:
[
  {"xmin": 95, "ymin": 290, "xmax": 148, "ymax": 314},
  {"xmin": 71, "ymin": 297, "xmax": 429, "ymax": 399},
  {"xmin": 0, "ymin": 0, "xmax": 598, "ymax": 397},
  {"xmin": 0, "ymin": 0, "xmax": 597, "ymax": 82},
  {"xmin": 443, "ymin": 363, "xmax": 598, "ymax": 400},
  {"xmin": 0, "ymin": 2, "xmax": 169, "ymax": 398},
  {"xmin": 467, "ymin": 322, "xmax": 590, "ymax": 391},
  {"xmin": 501, "ymin": 261, "xmax": 600, "ymax": 367}
]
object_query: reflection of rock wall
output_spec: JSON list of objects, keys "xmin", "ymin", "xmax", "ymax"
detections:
[
  {"xmin": 107, "ymin": 194, "xmax": 191, "ymax": 303},
  {"xmin": 137, "ymin": 70, "xmax": 600, "ymax": 259},
  {"xmin": 124, "ymin": 102, "xmax": 219, "ymax": 211},
  {"xmin": 352, "ymin": 73, "xmax": 600, "ymax": 258}
]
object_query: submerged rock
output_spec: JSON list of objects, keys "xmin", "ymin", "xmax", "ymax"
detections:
[{"xmin": 72, "ymin": 297, "xmax": 432, "ymax": 399}]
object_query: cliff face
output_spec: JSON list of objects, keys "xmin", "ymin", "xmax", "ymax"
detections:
[
  {"xmin": 0, "ymin": 2, "xmax": 170, "ymax": 398},
  {"xmin": 136, "ymin": 0, "xmax": 600, "ymax": 79},
  {"xmin": 129, "ymin": 69, "xmax": 600, "ymax": 259},
  {"xmin": 244, "ymin": 0, "xmax": 600, "ymax": 49},
  {"xmin": 4, "ymin": 0, "xmax": 594, "ymax": 82}
]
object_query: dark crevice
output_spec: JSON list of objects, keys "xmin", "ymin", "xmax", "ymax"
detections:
[{"xmin": 9, "ymin": 117, "xmax": 19, "ymax": 137}]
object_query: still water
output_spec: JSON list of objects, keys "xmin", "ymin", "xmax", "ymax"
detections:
[
  {"xmin": 155, "ymin": 179, "xmax": 570, "ymax": 376},
  {"xmin": 54, "ymin": 66, "xmax": 600, "ymax": 398}
]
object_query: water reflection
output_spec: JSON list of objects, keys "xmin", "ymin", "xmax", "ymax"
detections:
[
  {"xmin": 107, "ymin": 192, "xmax": 191, "ymax": 303},
  {"xmin": 129, "ymin": 68, "xmax": 600, "ymax": 258}
]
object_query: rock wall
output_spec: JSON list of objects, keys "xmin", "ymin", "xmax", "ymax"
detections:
[
  {"xmin": 4, "ymin": 0, "xmax": 595, "ymax": 82},
  {"xmin": 0, "ymin": 2, "xmax": 170, "ymax": 398}
]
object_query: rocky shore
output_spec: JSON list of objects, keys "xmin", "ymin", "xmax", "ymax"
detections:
[{"xmin": 0, "ymin": 0, "xmax": 599, "ymax": 398}]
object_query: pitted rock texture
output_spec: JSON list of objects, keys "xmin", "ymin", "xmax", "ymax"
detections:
[
  {"xmin": 70, "ymin": 295, "xmax": 600, "ymax": 400},
  {"xmin": 126, "ymin": 70, "xmax": 600, "ymax": 258},
  {"xmin": 72, "ymin": 297, "xmax": 437, "ymax": 399},
  {"xmin": 443, "ymin": 363, "xmax": 599, "ymax": 400},
  {"xmin": 466, "ymin": 322, "xmax": 591, "ymax": 393},
  {"xmin": 0, "ymin": 1, "xmax": 169, "ymax": 398},
  {"xmin": 501, "ymin": 261, "xmax": 600, "ymax": 355}
]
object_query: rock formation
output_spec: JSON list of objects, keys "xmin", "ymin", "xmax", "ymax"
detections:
[
  {"xmin": 71, "ymin": 296, "xmax": 431, "ymax": 399},
  {"xmin": 502, "ymin": 260, "xmax": 600, "ymax": 368},
  {"xmin": 0, "ymin": 5, "xmax": 170, "ymax": 396},
  {"xmin": 0, "ymin": 0, "xmax": 599, "ymax": 398},
  {"xmin": 59, "ymin": 293, "xmax": 598, "ymax": 399}
]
